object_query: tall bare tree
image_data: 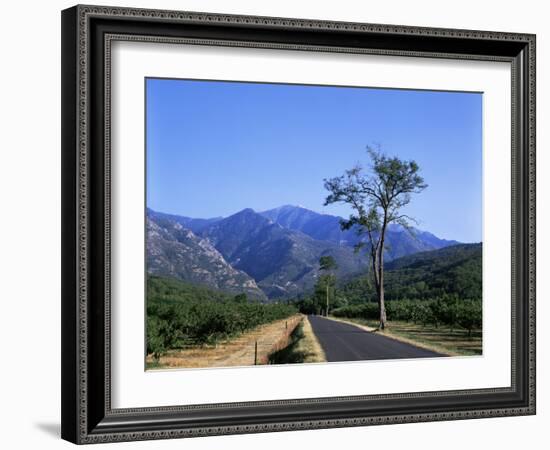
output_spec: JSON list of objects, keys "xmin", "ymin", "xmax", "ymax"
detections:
[{"xmin": 324, "ymin": 147, "xmax": 427, "ymax": 329}]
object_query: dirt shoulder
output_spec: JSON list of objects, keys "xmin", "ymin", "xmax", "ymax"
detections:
[{"xmin": 147, "ymin": 314, "xmax": 303, "ymax": 369}]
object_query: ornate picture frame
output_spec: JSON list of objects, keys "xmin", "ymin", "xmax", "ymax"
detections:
[{"xmin": 61, "ymin": 4, "xmax": 535, "ymax": 444}]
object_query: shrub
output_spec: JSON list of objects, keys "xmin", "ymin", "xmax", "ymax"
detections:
[
  {"xmin": 146, "ymin": 276, "xmax": 297, "ymax": 358},
  {"xmin": 332, "ymin": 297, "xmax": 481, "ymax": 332}
]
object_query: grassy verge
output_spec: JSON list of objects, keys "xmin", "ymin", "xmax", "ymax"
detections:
[
  {"xmin": 269, "ymin": 317, "xmax": 327, "ymax": 364},
  {"xmin": 333, "ymin": 317, "xmax": 482, "ymax": 357},
  {"xmin": 146, "ymin": 360, "xmax": 165, "ymax": 370}
]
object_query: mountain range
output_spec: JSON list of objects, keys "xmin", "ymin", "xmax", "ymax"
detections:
[
  {"xmin": 260, "ymin": 205, "xmax": 459, "ymax": 259},
  {"xmin": 147, "ymin": 205, "xmax": 461, "ymax": 300}
]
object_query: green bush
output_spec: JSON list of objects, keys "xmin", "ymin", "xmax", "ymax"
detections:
[
  {"xmin": 146, "ymin": 276, "xmax": 297, "ymax": 357},
  {"xmin": 332, "ymin": 296, "xmax": 481, "ymax": 332},
  {"xmin": 456, "ymin": 300, "xmax": 482, "ymax": 336}
]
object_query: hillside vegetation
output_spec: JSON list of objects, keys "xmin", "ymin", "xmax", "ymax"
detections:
[
  {"xmin": 325, "ymin": 244, "xmax": 482, "ymax": 348},
  {"xmin": 293, "ymin": 244, "xmax": 482, "ymax": 340},
  {"xmin": 339, "ymin": 243, "xmax": 482, "ymax": 303}
]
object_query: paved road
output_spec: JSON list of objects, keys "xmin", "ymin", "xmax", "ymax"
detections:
[{"xmin": 308, "ymin": 315, "xmax": 445, "ymax": 362}]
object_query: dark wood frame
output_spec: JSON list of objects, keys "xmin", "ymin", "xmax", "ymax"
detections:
[{"xmin": 61, "ymin": 4, "xmax": 536, "ymax": 444}]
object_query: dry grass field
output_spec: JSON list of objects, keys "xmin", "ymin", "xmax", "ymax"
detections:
[{"xmin": 146, "ymin": 314, "xmax": 303, "ymax": 369}]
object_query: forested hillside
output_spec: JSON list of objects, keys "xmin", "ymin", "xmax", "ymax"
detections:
[{"xmin": 339, "ymin": 243, "xmax": 482, "ymax": 304}]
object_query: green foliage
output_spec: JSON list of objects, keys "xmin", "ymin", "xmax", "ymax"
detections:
[
  {"xmin": 332, "ymin": 295, "xmax": 482, "ymax": 332},
  {"xmin": 293, "ymin": 296, "xmax": 318, "ymax": 315},
  {"xmin": 293, "ymin": 243, "xmax": 482, "ymax": 333},
  {"xmin": 339, "ymin": 244, "xmax": 482, "ymax": 303},
  {"xmin": 317, "ymin": 255, "xmax": 338, "ymax": 316},
  {"xmin": 330, "ymin": 302, "xmax": 379, "ymax": 320},
  {"xmin": 456, "ymin": 300, "xmax": 483, "ymax": 335},
  {"xmin": 146, "ymin": 276, "xmax": 297, "ymax": 358},
  {"xmin": 323, "ymin": 147, "xmax": 427, "ymax": 232},
  {"xmin": 319, "ymin": 255, "xmax": 338, "ymax": 271},
  {"xmin": 298, "ymin": 273, "xmax": 345, "ymax": 315},
  {"xmin": 233, "ymin": 293, "xmax": 248, "ymax": 303}
]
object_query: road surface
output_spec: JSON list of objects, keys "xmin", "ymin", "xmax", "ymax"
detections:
[{"xmin": 308, "ymin": 315, "xmax": 445, "ymax": 361}]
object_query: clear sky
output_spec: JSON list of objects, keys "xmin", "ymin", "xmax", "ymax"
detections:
[{"xmin": 146, "ymin": 78, "xmax": 482, "ymax": 243}]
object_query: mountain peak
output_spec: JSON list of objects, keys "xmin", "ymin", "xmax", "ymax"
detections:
[
  {"xmin": 236, "ymin": 207, "xmax": 256, "ymax": 215},
  {"xmin": 228, "ymin": 208, "xmax": 268, "ymax": 222},
  {"xmin": 208, "ymin": 207, "xmax": 271, "ymax": 234},
  {"xmin": 282, "ymin": 204, "xmax": 310, "ymax": 211}
]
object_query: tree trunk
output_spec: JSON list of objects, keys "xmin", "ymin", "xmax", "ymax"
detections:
[
  {"xmin": 371, "ymin": 249, "xmax": 380, "ymax": 301},
  {"xmin": 326, "ymin": 283, "xmax": 329, "ymax": 317},
  {"xmin": 378, "ymin": 258, "xmax": 387, "ymax": 329},
  {"xmin": 378, "ymin": 220, "xmax": 388, "ymax": 330}
]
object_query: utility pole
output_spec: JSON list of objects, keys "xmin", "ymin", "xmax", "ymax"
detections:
[{"xmin": 319, "ymin": 256, "xmax": 337, "ymax": 318}]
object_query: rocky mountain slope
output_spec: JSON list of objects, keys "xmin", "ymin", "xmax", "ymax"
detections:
[
  {"xmin": 147, "ymin": 213, "xmax": 266, "ymax": 300},
  {"xmin": 199, "ymin": 208, "xmax": 367, "ymax": 298}
]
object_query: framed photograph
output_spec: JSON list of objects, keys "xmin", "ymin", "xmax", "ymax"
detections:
[{"xmin": 61, "ymin": 4, "xmax": 536, "ymax": 444}]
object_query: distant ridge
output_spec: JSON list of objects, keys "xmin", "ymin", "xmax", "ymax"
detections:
[
  {"xmin": 198, "ymin": 208, "xmax": 368, "ymax": 298},
  {"xmin": 147, "ymin": 206, "xmax": 464, "ymax": 299},
  {"xmin": 260, "ymin": 204, "xmax": 460, "ymax": 260},
  {"xmin": 147, "ymin": 208, "xmax": 222, "ymax": 233}
]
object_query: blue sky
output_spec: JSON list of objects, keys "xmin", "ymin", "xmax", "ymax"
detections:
[{"xmin": 146, "ymin": 78, "xmax": 482, "ymax": 243}]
